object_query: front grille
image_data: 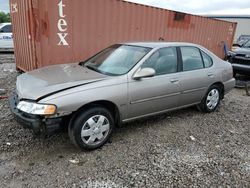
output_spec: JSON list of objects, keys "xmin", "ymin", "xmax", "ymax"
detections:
[
  {"xmin": 232, "ymin": 57, "xmax": 250, "ymax": 65},
  {"xmin": 235, "ymin": 54, "xmax": 246, "ymax": 57}
]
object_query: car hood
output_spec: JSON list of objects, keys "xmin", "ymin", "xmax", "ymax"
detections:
[
  {"xmin": 233, "ymin": 47, "xmax": 250, "ymax": 55},
  {"xmin": 16, "ymin": 63, "xmax": 108, "ymax": 100}
]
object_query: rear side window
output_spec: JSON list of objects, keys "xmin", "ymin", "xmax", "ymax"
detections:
[
  {"xmin": 180, "ymin": 47, "xmax": 204, "ymax": 71},
  {"xmin": 201, "ymin": 51, "xmax": 213, "ymax": 68},
  {"xmin": 1, "ymin": 25, "xmax": 12, "ymax": 33},
  {"xmin": 142, "ymin": 47, "xmax": 178, "ymax": 75}
]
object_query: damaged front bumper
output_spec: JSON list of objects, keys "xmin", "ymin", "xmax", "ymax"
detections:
[{"xmin": 9, "ymin": 92, "xmax": 63, "ymax": 135}]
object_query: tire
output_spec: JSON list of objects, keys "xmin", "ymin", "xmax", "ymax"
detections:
[
  {"xmin": 197, "ymin": 85, "xmax": 222, "ymax": 113},
  {"xmin": 68, "ymin": 106, "xmax": 114, "ymax": 150}
]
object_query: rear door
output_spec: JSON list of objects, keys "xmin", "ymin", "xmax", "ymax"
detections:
[
  {"xmin": 178, "ymin": 46, "xmax": 215, "ymax": 106},
  {"xmin": 0, "ymin": 24, "xmax": 13, "ymax": 49},
  {"xmin": 128, "ymin": 47, "xmax": 181, "ymax": 119}
]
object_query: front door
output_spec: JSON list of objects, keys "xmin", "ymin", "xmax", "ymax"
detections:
[{"xmin": 128, "ymin": 47, "xmax": 181, "ymax": 119}]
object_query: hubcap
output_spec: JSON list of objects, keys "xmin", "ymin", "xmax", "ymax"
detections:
[
  {"xmin": 206, "ymin": 89, "xmax": 220, "ymax": 110},
  {"xmin": 81, "ymin": 115, "xmax": 110, "ymax": 146}
]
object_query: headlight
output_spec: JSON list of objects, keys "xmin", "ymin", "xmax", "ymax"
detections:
[{"xmin": 17, "ymin": 101, "xmax": 56, "ymax": 115}]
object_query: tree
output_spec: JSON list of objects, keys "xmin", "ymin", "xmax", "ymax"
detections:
[{"xmin": 0, "ymin": 12, "xmax": 11, "ymax": 23}]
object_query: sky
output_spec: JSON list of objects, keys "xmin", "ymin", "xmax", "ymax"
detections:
[
  {"xmin": 125, "ymin": 0, "xmax": 250, "ymax": 15},
  {"xmin": 0, "ymin": 0, "xmax": 9, "ymax": 13},
  {"xmin": 0, "ymin": 0, "xmax": 250, "ymax": 15}
]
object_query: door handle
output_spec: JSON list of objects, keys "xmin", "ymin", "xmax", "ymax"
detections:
[
  {"xmin": 170, "ymin": 79, "xmax": 179, "ymax": 83},
  {"xmin": 208, "ymin": 73, "xmax": 214, "ymax": 77}
]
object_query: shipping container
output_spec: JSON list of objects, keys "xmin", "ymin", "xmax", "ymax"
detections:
[{"xmin": 9, "ymin": 0, "xmax": 237, "ymax": 72}]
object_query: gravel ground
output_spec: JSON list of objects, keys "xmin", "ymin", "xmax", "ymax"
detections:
[{"xmin": 0, "ymin": 53, "xmax": 250, "ymax": 188}]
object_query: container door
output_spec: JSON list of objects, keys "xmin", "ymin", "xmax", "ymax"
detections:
[{"xmin": 10, "ymin": 0, "xmax": 37, "ymax": 71}]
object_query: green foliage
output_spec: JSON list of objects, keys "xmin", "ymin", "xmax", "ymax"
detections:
[{"xmin": 0, "ymin": 12, "xmax": 11, "ymax": 23}]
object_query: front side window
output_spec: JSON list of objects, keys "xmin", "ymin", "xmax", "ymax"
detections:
[
  {"xmin": 142, "ymin": 47, "xmax": 178, "ymax": 75},
  {"xmin": 201, "ymin": 51, "xmax": 213, "ymax": 68},
  {"xmin": 1, "ymin": 25, "xmax": 12, "ymax": 33},
  {"xmin": 83, "ymin": 44, "xmax": 151, "ymax": 76},
  {"xmin": 180, "ymin": 47, "xmax": 204, "ymax": 71}
]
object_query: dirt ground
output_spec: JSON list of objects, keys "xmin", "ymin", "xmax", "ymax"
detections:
[{"xmin": 0, "ymin": 53, "xmax": 250, "ymax": 188}]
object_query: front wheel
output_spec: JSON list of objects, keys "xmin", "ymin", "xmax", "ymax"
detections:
[
  {"xmin": 69, "ymin": 106, "xmax": 114, "ymax": 150},
  {"xmin": 197, "ymin": 85, "xmax": 221, "ymax": 113}
]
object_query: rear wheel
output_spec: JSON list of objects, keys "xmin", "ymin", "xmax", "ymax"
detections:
[
  {"xmin": 198, "ymin": 85, "xmax": 221, "ymax": 113},
  {"xmin": 69, "ymin": 106, "xmax": 114, "ymax": 150}
]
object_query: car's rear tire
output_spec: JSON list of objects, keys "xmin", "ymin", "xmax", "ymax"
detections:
[
  {"xmin": 68, "ymin": 106, "xmax": 114, "ymax": 150},
  {"xmin": 197, "ymin": 85, "xmax": 222, "ymax": 113}
]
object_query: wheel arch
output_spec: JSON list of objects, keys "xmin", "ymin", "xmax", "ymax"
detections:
[
  {"xmin": 210, "ymin": 82, "xmax": 225, "ymax": 99},
  {"xmin": 69, "ymin": 100, "xmax": 121, "ymax": 130}
]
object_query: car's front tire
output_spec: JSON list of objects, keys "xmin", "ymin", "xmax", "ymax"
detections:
[
  {"xmin": 197, "ymin": 85, "xmax": 222, "ymax": 113},
  {"xmin": 68, "ymin": 106, "xmax": 114, "ymax": 150}
]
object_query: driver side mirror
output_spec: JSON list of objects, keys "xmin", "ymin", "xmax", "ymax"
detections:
[
  {"xmin": 133, "ymin": 68, "xmax": 156, "ymax": 80},
  {"xmin": 0, "ymin": 29, "xmax": 4, "ymax": 33}
]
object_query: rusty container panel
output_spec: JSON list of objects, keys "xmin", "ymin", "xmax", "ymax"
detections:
[
  {"xmin": 36, "ymin": 0, "xmax": 168, "ymax": 68},
  {"xmin": 9, "ymin": 0, "xmax": 37, "ymax": 71},
  {"xmin": 10, "ymin": 0, "xmax": 237, "ymax": 71},
  {"xmin": 164, "ymin": 11, "xmax": 236, "ymax": 58}
]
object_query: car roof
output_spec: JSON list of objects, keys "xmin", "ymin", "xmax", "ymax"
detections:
[
  {"xmin": 122, "ymin": 42, "xmax": 200, "ymax": 49},
  {"xmin": 0, "ymin": 23, "xmax": 11, "ymax": 27}
]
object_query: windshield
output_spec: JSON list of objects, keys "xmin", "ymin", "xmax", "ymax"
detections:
[
  {"xmin": 243, "ymin": 40, "xmax": 250, "ymax": 48},
  {"xmin": 83, "ymin": 44, "xmax": 151, "ymax": 76}
]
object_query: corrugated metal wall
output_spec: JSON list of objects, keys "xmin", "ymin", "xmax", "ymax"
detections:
[
  {"xmin": 10, "ymin": 0, "xmax": 237, "ymax": 71},
  {"xmin": 164, "ymin": 11, "xmax": 236, "ymax": 58},
  {"xmin": 10, "ymin": 0, "xmax": 37, "ymax": 71},
  {"xmin": 212, "ymin": 17, "xmax": 250, "ymax": 42}
]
